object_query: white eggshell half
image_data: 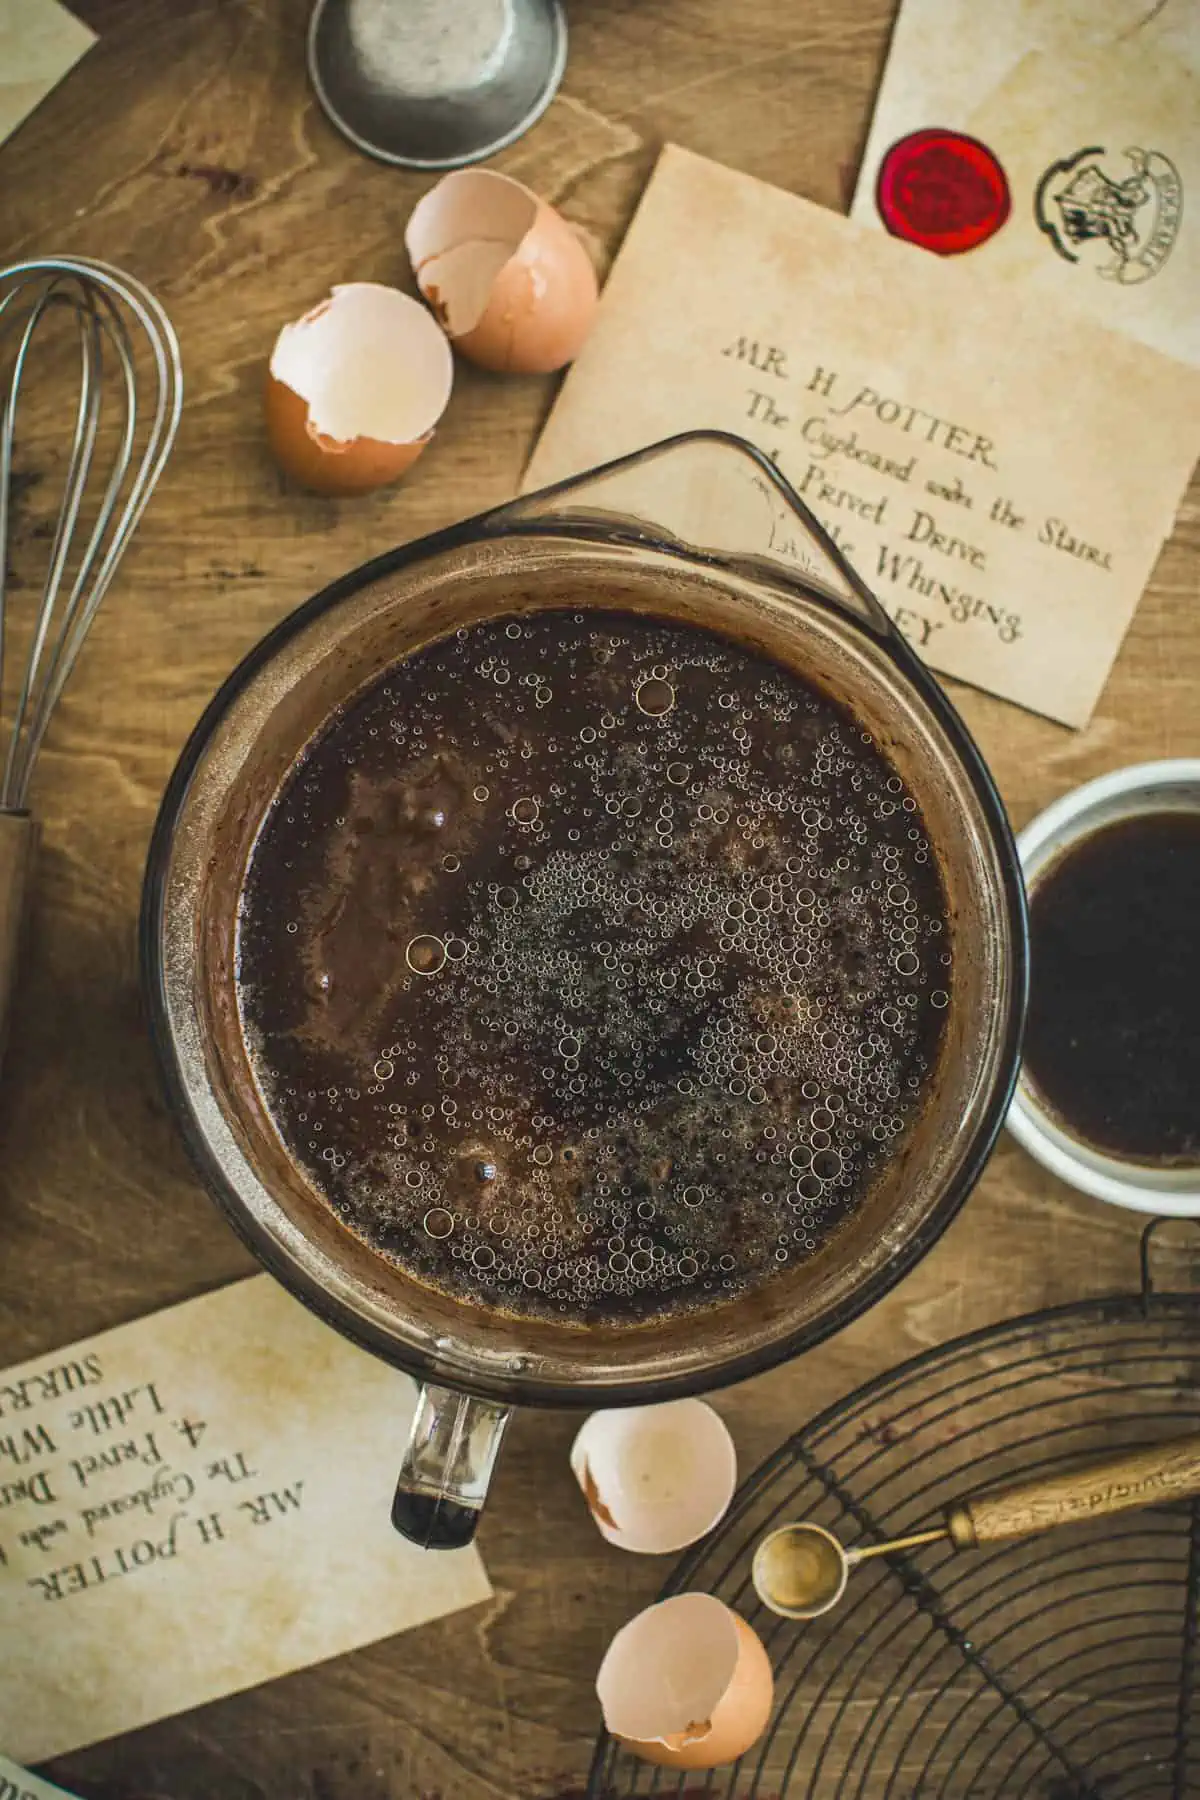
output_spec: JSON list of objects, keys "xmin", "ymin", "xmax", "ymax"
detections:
[
  {"xmin": 570, "ymin": 1399, "xmax": 737, "ymax": 1554},
  {"xmin": 597, "ymin": 1593, "xmax": 774, "ymax": 1770},
  {"xmin": 269, "ymin": 282, "xmax": 452, "ymax": 446}
]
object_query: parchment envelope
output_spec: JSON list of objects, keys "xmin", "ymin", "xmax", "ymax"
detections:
[
  {"xmin": 524, "ymin": 145, "xmax": 1200, "ymax": 728},
  {"xmin": 0, "ymin": 0, "xmax": 93, "ymax": 151},
  {"xmin": 851, "ymin": 0, "xmax": 1197, "ymax": 197},
  {"xmin": 0, "ymin": 1277, "xmax": 491, "ymax": 1764},
  {"xmin": 963, "ymin": 46, "xmax": 1199, "ymax": 364},
  {"xmin": 850, "ymin": 0, "xmax": 1199, "ymax": 363}
]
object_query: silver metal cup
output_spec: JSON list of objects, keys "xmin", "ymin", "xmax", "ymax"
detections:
[{"xmin": 307, "ymin": 0, "xmax": 568, "ymax": 170}]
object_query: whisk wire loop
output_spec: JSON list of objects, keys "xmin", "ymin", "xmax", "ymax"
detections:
[{"xmin": 0, "ymin": 256, "xmax": 181, "ymax": 810}]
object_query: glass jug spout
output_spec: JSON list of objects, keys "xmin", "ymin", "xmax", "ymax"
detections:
[{"xmin": 497, "ymin": 430, "xmax": 896, "ymax": 638}]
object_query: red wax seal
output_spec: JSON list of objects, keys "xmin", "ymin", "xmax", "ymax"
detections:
[{"xmin": 876, "ymin": 129, "xmax": 1011, "ymax": 255}]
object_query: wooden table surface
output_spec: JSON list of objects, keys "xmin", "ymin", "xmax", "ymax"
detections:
[{"xmin": 2, "ymin": 2, "xmax": 1198, "ymax": 1796}]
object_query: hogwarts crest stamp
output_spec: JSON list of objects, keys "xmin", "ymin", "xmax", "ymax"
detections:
[{"xmin": 1035, "ymin": 145, "xmax": 1182, "ymax": 284}]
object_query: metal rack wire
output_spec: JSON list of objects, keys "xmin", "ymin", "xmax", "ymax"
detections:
[{"xmin": 589, "ymin": 1221, "xmax": 1200, "ymax": 1799}]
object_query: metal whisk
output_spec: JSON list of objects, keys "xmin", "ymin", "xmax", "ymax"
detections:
[{"xmin": 0, "ymin": 256, "xmax": 182, "ymax": 1065}]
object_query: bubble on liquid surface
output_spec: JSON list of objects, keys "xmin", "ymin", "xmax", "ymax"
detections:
[
  {"xmin": 406, "ymin": 935, "xmax": 447, "ymax": 975},
  {"xmin": 237, "ymin": 610, "xmax": 950, "ymax": 1327},
  {"xmin": 635, "ymin": 675, "xmax": 676, "ymax": 717}
]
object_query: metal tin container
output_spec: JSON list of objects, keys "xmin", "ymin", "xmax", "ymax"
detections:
[{"xmin": 307, "ymin": 0, "xmax": 568, "ymax": 170}]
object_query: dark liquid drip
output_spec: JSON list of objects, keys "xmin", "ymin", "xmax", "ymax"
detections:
[
  {"xmin": 1025, "ymin": 810, "xmax": 1200, "ymax": 1166},
  {"xmin": 390, "ymin": 1487, "xmax": 479, "ymax": 1552},
  {"xmin": 236, "ymin": 610, "xmax": 951, "ymax": 1325}
]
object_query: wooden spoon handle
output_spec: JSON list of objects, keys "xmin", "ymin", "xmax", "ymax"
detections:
[
  {"xmin": 0, "ymin": 810, "xmax": 37, "ymax": 1076},
  {"xmin": 946, "ymin": 1433, "xmax": 1200, "ymax": 1549}
]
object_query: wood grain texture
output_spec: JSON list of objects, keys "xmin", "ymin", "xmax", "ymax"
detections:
[
  {"xmin": 1, "ymin": 1, "xmax": 1198, "ymax": 1795},
  {"xmin": 0, "ymin": 812, "xmax": 38, "ymax": 1076}
]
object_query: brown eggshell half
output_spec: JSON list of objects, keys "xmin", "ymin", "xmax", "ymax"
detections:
[
  {"xmin": 597, "ymin": 1594, "xmax": 774, "ymax": 1773},
  {"xmin": 263, "ymin": 373, "xmax": 428, "ymax": 497},
  {"xmin": 406, "ymin": 169, "xmax": 598, "ymax": 375},
  {"xmin": 619, "ymin": 1616, "xmax": 774, "ymax": 1770}
]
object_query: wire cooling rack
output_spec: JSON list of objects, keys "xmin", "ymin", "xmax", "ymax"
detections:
[{"xmin": 588, "ymin": 1221, "xmax": 1200, "ymax": 1799}]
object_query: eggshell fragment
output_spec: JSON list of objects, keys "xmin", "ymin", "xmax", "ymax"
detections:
[
  {"xmin": 597, "ymin": 1592, "xmax": 774, "ymax": 1771},
  {"xmin": 405, "ymin": 169, "xmax": 598, "ymax": 375},
  {"xmin": 570, "ymin": 1399, "xmax": 737, "ymax": 1554},
  {"xmin": 264, "ymin": 282, "xmax": 453, "ymax": 495}
]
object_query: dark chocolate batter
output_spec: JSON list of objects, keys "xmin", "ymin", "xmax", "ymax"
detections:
[{"xmin": 237, "ymin": 610, "xmax": 951, "ymax": 1324}]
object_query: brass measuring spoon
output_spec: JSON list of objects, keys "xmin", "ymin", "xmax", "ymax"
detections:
[{"xmin": 753, "ymin": 1430, "xmax": 1200, "ymax": 1620}]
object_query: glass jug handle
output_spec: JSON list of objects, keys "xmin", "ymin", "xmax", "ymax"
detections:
[
  {"xmin": 392, "ymin": 1382, "xmax": 511, "ymax": 1550},
  {"xmin": 498, "ymin": 429, "xmax": 895, "ymax": 637}
]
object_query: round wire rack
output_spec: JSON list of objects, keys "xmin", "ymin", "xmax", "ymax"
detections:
[{"xmin": 588, "ymin": 1221, "xmax": 1200, "ymax": 1799}]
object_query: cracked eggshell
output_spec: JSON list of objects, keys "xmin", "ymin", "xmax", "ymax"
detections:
[
  {"xmin": 264, "ymin": 282, "xmax": 453, "ymax": 495},
  {"xmin": 570, "ymin": 1399, "xmax": 737, "ymax": 1554},
  {"xmin": 405, "ymin": 169, "xmax": 598, "ymax": 375},
  {"xmin": 597, "ymin": 1592, "xmax": 774, "ymax": 1771}
]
